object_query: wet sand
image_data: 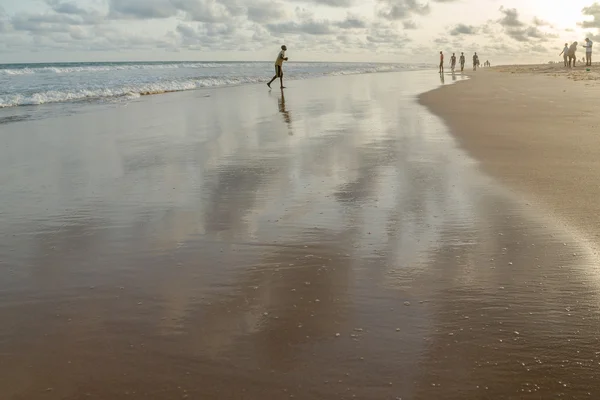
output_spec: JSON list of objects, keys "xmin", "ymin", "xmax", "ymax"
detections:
[
  {"xmin": 420, "ymin": 67, "xmax": 600, "ymax": 244},
  {"xmin": 2, "ymin": 71, "xmax": 600, "ymax": 399}
]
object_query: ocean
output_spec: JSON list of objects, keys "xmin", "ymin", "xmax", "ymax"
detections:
[{"xmin": 0, "ymin": 61, "xmax": 429, "ymax": 110}]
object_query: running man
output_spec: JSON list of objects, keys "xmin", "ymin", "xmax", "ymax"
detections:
[
  {"xmin": 267, "ymin": 45, "xmax": 288, "ymax": 89},
  {"xmin": 559, "ymin": 43, "xmax": 569, "ymax": 67},
  {"xmin": 450, "ymin": 53, "xmax": 457, "ymax": 72},
  {"xmin": 583, "ymin": 38, "xmax": 593, "ymax": 66},
  {"xmin": 439, "ymin": 51, "xmax": 444, "ymax": 73},
  {"xmin": 459, "ymin": 52, "xmax": 465, "ymax": 72},
  {"xmin": 473, "ymin": 52, "xmax": 478, "ymax": 71}
]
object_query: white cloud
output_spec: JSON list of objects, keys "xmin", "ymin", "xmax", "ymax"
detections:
[{"xmin": 0, "ymin": 0, "xmax": 592, "ymax": 63}]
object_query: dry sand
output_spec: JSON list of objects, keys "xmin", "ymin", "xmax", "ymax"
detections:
[
  {"xmin": 420, "ymin": 65, "xmax": 600, "ymax": 245},
  {"xmin": 2, "ymin": 70, "xmax": 600, "ymax": 399}
]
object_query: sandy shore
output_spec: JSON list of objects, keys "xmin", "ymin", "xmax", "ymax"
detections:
[
  {"xmin": 420, "ymin": 66, "xmax": 600, "ymax": 245},
  {"xmin": 2, "ymin": 71, "xmax": 600, "ymax": 399}
]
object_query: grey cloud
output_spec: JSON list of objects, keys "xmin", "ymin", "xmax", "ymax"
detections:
[
  {"xmin": 581, "ymin": 3, "xmax": 600, "ymax": 28},
  {"xmin": 172, "ymin": 0, "xmax": 232, "ymax": 23},
  {"xmin": 403, "ymin": 20, "xmax": 417, "ymax": 29},
  {"xmin": 109, "ymin": 0, "xmax": 178, "ymax": 19},
  {"xmin": 12, "ymin": 13, "xmax": 93, "ymax": 32},
  {"xmin": 528, "ymin": 44, "xmax": 549, "ymax": 53},
  {"xmin": 532, "ymin": 17, "xmax": 551, "ymax": 27},
  {"xmin": 266, "ymin": 20, "xmax": 333, "ymax": 35},
  {"xmin": 498, "ymin": 7, "xmax": 524, "ymax": 27},
  {"xmin": 377, "ymin": 0, "xmax": 430, "ymax": 21},
  {"xmin": 247, "ymin": 2, "xmax": 286, "ymax": 23},
  {"xmin": 504, "ymin": 25, "xmax": 556, "ymax": 42},
  {"xmin": 498, "ymin": 7, "xmax": 556, "ymax": 43},
  {"xmin": 176, "ymin": 23, "xmax": 197, "ymax": 38},
  {"xmin": 335, "ymin": 15, "xmax": 367, "ymax": 29},
  {"xmin": 450, "ymin": 24, "xmax": 478, "ymax": 36},
  {"xmin": 46, "ymin": 0, "xmax": 92, "ymax": 16},
  {"xmin": 366, "ymin": 23, "xmax": 410, "ymax": 45},
  {"xmin": 0, "ymin": 6, "xmax": 9, "ymax": 33},
  {"xmin": 288, "ymin": 0, "xmax": 355, "ymax": 7}
]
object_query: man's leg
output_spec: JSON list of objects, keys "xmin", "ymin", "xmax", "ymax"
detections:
[
  {"xmin": 279, "ymin": 72, "xmax": 285, "ymax": 89},
  {"xmin": 267, "ymin": 75, "xmax": 276, "ymax": 88}
]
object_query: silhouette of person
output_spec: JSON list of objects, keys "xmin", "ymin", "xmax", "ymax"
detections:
[
  {"xmin": 559, "ymin": 43, "xmax": 569, "ymax": 67},
  {"xmin": 459, "ymin": 52, "xmax": 465, "ymax": 72},
  {"xmin": 567, "ymin": 42, "xmax": 578, "ymax": 68},
  {"xmin": 439, "ymin": 51, "xmax": 444, "ymax": 73},
  {"xmin": 583, "ymin": 38, "xmax": 593, "ymax": 66},
  {"xmin": 268, "ymin": 45, "xmax": 288, "ymax": 89}
]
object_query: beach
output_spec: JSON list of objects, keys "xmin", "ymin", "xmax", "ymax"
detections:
[
  {"xmin": 2, "ymin": 69, "xmax": 600, "ymax": 399},
  {"xmin": 420, "ymin": 65, "xmax": 600, "ymax": 244}
]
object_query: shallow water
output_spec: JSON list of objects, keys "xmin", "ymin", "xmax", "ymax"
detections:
[{"xmin": 1, "ymin": 71, "xmax": 599, "ymax": 399}]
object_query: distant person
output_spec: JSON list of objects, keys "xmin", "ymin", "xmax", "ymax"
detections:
[
  {"xmin": 439, "ymin": 51, "xmax": 444, "ymax": 73},
  {"xmin": 559, "ymin": 42, "xmax": 569, "ymax": 67},
  {"xmin": 583, "ymin": 38, "xmax": 593, "ymax": 66},
  {"xmin": 459, "ymin": 52, "xmax": 465, "ymax": 72},
  {"xmin": 450, "ymin": 53, "xmax": 456, "ymax": 72},
  {"xmin": 473, "ymin": 52, "xmax": 478, "ymax": 71},
  {"xmin": 267, "ymin": 45, "xmax": 288, "ymax": 89},
  {"xmin": 567, "ymin": 42, "xmax": 578, "ymax": 68}
]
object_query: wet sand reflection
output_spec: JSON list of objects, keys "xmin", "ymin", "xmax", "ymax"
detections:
[{"xmin": 1, "ymin": 72, "xmax": 599, "ymax": 399}]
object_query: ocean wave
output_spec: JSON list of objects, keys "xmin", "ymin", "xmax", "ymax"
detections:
[
  {"xmin": 0, "ymin": 63, "xmax": 428, "ymax": 108},
  {"xmin": 0, "ymin": 76, "xmax": 265, "ymax": 108},
  {"xmin": 0, "ymin": 62, "xmax": 259, "ymax": 76}
]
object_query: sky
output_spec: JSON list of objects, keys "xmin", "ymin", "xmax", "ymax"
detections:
[{"xmin": 0, "ymin": 0, "xmax": 599, "ymax": 64}]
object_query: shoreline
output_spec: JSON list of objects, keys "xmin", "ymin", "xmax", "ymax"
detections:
[{"xmin": 419, "ymin": 66, "xmax": 600, "ymax": 247}]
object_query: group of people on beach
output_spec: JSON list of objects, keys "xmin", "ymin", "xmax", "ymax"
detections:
[
  {"xmin": 439, "ymin": 52, "xmax": 489, "ymax": 73},
  {"xmin": 266, "ymin": 44, "xmax": 498, "ymax": 89},
  {"xmin": 559, "ymin": 38, "xmax": 593, "ymax": 67}
]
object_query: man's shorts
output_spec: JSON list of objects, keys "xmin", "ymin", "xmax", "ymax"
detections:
[{"xmin": 275, "ymin": 65, "xmax": 283, "ymax": 77}]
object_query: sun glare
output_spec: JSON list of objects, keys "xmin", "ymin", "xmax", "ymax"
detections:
[{"xmin": 526, "ymin": 0, "xmax": 596, "ymax": 32}]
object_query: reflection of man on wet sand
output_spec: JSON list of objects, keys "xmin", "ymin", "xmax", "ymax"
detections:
[{"xmin": 278, "ymin": 89, "xmax": 292, "ymax": 134}]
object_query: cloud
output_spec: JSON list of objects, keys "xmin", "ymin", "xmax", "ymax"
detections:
[
  {"xmin": 403, "ymin": 20, "xmax": 417, "ymax": 29},
  {"xmin": 366, "ymin": 22, "xmax": 411, "ymax": 46},
  {"xmin": 246, "ymin": 2, "xmax": 287, "ymax": 23},
  {"xmin": 46, "ymin": 0, "xmax": 93, "ymax": 16},
  {"xmin": 498, "ymin": 7, "xmax": 524, "ymax": 27},
  {"xmin": 109, "ymin": 0, "xmax": 178, "ymax": 19},
  {"xmin": 335, "ymin": 14, "xmax": 367, "ymax": 29},
  {"xmin": 532, "ymin": 17, "xmax": 551, "ymax": 27},
  {"xmin": 581, "ymin": 2, "xmax": 600, "ymax": 29},
  {"xmin": 266, "ymin": 20, "xmax": 333, "ymax": 35},
  {"xmin": 450, "ymin": 24, "xmax": 478, "ymax": 36},
  {"xmin": 376, "ymin": 0, "xmax": 459, "ymax": 21},
  {"xmin": 172, "ymin": 0, "xmax": 232, "ymax": 23},
  {"xmin": 498, "ymin": 7, "xmax": 556, "ymax": 42},
  {"xmin": 0, "ymin": 6, "xmax": 9, "ymax": 33},
  {"xmin": 12, "ymin": 13, "xmax": 93, "ymax": 33},
  {"xmin": 289, "ymin": 0, "xmax": 356, "ymax": 6},
  {"xmin": 377, "ymin": 0, "xmax": 430, "ymax": 21}
]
